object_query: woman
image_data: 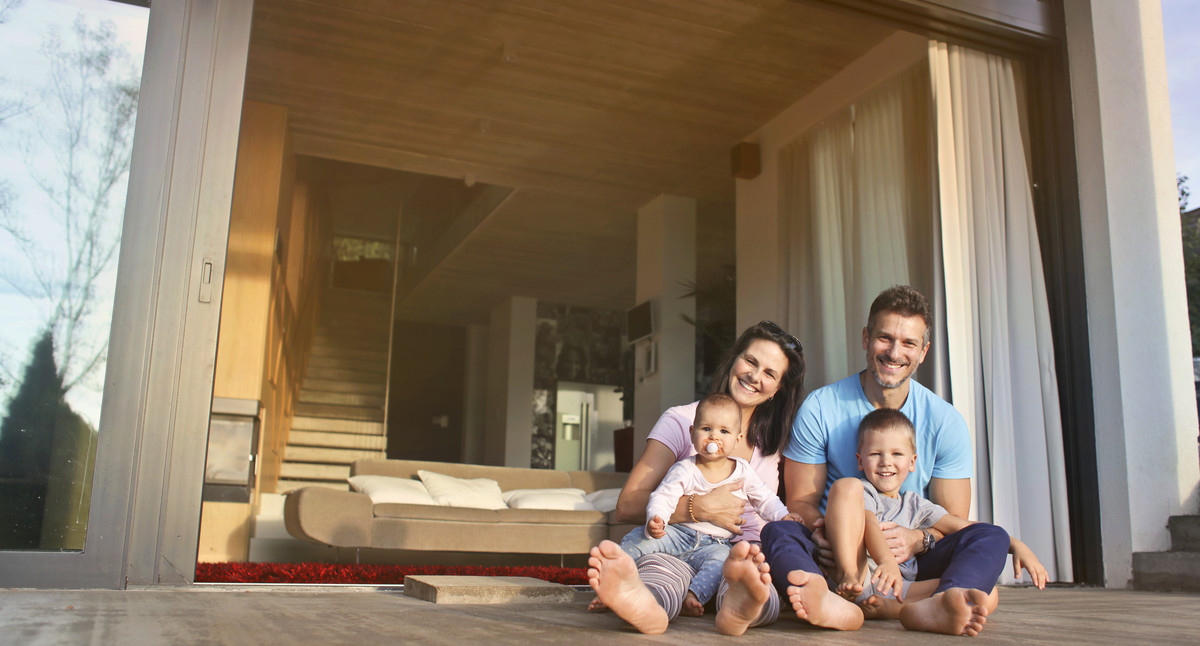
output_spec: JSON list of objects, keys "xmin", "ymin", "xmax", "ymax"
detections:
[{"xmin": 588, "ymin": 321, "xmax": 805, "ymax": 634}]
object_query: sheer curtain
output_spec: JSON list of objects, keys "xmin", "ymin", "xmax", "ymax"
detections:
[
  {"xmin": 929, "ymin": 41, "xmax": 1073, "ymax": 582},
  {"xmin": 781, "ymin": 64, "xmax": 934, "ymax": 389}
]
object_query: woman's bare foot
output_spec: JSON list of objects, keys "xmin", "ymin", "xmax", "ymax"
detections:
[
  {"xmin": 785, "ymin": 570, "xmax": 864, "ymax": 631},
  {"xmin": 715, "ymin": 542, "xmax": 772, "ymax": 636},
  {"xmin": 899, "ymin": 588, "xmax": 990, "ymax": 636},
  {"xmin": 587, "ymin": 540, "xmax": 669, "ymax": 634},
  {"xmin": 836, "ymin": 578, "xmax": 864, "ymax": 602},
  {"xmin": 859, "ymin": 594, "xmax": 902, "ymax": 620},
  {"xmin": 681, "ymin": 591, "xmax": 705, "ymax": 617}
]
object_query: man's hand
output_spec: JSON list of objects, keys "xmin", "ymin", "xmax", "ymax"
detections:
[
  {"xmin": 647, "ymin": 515, "xmax": 666, "ymax": 539},
  {"xmin": 808, "ymin": 517, "xmax": 836, "ymax": 574},
  {"xmin": 878, "ymin": 521, "xmax": 924, "ymax": 563},
  {"xmin": 690, "ymin": 481, "xmax": 746, "ymax": 534}
]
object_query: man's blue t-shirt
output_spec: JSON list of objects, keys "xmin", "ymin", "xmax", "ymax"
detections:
[{"xmin": 783, "ymin": 373, "xmax": 972, "ymax": 511}]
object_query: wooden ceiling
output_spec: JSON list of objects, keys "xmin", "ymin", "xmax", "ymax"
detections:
[{"xmin": 244, "ymin": 0, "xmax": 895, "ymax": 325}]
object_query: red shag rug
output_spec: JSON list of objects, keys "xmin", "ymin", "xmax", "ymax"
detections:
[{"xmin": 195, "ymin": 562, "xmax": 588, "ymax": 586}]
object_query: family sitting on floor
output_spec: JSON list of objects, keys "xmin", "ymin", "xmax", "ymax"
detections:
[{"xmin": 586, "ymin": 285, "xmax": 1048, "ymax": 637}]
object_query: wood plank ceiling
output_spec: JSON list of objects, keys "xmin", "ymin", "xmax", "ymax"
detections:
[{"xmin": 244, "ymin": 0, "xmax": 895, "ymax": 325}]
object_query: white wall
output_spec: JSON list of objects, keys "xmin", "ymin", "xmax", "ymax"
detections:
[
  {"xmin": 1064, "ymin": 0, "xmax": 1200, "ymax": 587},
  {"xmin": 633, "ymin": 195, "xmax": 696, "ymax": 458},
  {"xmin": 734, "ymin": 31, "xmax": 927, "ymax": 333},
  {"xmin": 485, "ymin": 296, "xmax": 536, "ymax": 467}
]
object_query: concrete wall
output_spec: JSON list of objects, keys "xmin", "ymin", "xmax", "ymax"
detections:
[{"xmin": 1064, "ymin": 0, "xmax": 1200, "ymax": 587}]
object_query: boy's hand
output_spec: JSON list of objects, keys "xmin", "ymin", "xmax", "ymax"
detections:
[
  {"xmin": 647, "ymin": 515, "xmax": 666, "ymax": 539},
  {"xmin": 872, "ymin": 560, "xmax": 905, "ymax": 600},
  {"xmin": 1010, "ymin": 539, "xmax": 1048, "ymax": 589}
]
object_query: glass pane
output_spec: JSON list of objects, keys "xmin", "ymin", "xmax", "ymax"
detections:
[{"xmin": 0, "ymin": 0, "xmax": 148, "ymax": 550}]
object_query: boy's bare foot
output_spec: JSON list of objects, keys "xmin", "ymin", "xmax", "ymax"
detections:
[
  {"xmin": 785, "ymin": 570, "xmax": 864, "ymax": 631},
  {"xmin": 587, "ymin": 540, "xmax": 669, "ymax": 634},
  {"xmin": 836, "ymin": 578, "xmax": 864, "ymax": 602},
  {"xmin": 859, "ymin": 594, "xmax": 902, "ymax": 620},
  {"xmin": 715, "ymin": 541, "xmax": 772, "ymax": 636},
  {"xmin": 899, "ymin": 588, "xmax": 990, "ymax": 636},
  {"xmin": 681, "ymin": 591, "xmax": 705, "ymax": 617}
]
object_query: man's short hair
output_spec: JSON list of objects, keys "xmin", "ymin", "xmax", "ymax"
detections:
[
  {"xmin": 867, "ymin": 285, "xmax": 932, "ymax": 344},
  {"xmin": 857, "ymin": 407, "xmax": 917, "ymax": 452},
  {"xmin": 695, "ymin": 393, "xmax": 742, "ymax": 430}
]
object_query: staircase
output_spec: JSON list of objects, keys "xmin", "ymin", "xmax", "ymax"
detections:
[
  {"xmin": 1132, "ymin": 514, "xmax": 1200, "ymax": 591},
  {"xmin": 275, "ymin": 288, "xmax": 392, "ymax": 493}
]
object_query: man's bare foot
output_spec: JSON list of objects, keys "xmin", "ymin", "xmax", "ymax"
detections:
[
  {"xmin": 785, "ymin": 570, "xmax": 864, "ymax": 631},
  {"xmin": 715, "ymin": 541, "xmax": 772, "ymax": 636},
  {"xmin": 859, "ymin": 594, "xmax": 902, "ymax": 620},
  {"xmin": 899, "ymin": 588, "xmax": 990, "ymax": 636},
  {"xmin": 586, "ymin": 596, "xmax": 610, "ymax": 612},
  {"xmin": 836, "ymin": 578, "xmax": 864, "ymax": 602},
  {"xmin": 587, "ymin": 540, "xmax": 669, "ymax": 634},
  {"xmin": 681, "ymin": 590, "xmax": 705, "ymax": 617}
]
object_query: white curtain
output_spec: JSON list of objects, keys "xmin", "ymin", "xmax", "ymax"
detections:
[
  {"xmin": 929, "ymin": 41, "xmax": 1073, "ymax": 582},
  {"xmin": 782, "ymin": 65, "xmax": 935, "ymax": 390}
]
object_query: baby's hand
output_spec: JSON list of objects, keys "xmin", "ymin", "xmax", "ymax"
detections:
[
  {"xmin": 782, "ymin": 512, "xmax": 805, "ymax": 525},
  {"xmin": 872, "ymin": 560, "xmax": 905, "ymax": 600},
  {"xmin": 647, "ymin": 515, "xmax": 666, "ymax": 539}
]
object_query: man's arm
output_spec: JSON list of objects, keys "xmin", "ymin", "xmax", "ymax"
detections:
[
  {"xmin": 783, "ymin": 458, "xmax": 826, "ymax": 527},
  {"xmin": 927, "ymin": 477, "xmax": 971, "ymax": 523}
]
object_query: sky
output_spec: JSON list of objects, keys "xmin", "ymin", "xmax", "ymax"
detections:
[{"xmin": 1163, "ymin": 0, "xmax": 1200, "ymax": 206}]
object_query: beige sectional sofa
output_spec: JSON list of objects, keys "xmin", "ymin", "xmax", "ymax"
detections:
[{"xmin": 283, "ymin": 458, "xmax": 635, "ymax": 555}]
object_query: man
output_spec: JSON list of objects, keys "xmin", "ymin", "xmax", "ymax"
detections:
[{"xmin": 723, "ymin": 285, "xmax": 975, "ymax": 634}]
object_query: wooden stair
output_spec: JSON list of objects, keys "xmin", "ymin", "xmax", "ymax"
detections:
[{"xmin": 275, "ymin": 289, "xmax": 391, "ymax": 493}]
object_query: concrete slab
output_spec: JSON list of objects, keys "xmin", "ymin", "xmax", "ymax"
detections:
[{"xmin": 403, "ymin": 575, "xmax": 574, "ymax": 605}]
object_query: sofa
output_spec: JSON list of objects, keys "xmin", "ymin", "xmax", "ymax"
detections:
[{"xmin": 283, "ymin": 458, "xmax": 636, "ymax": 555}]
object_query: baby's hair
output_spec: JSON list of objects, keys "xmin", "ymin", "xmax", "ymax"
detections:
[
  {"xmin": 857, "ymin": 408, "xmax": 916, "ymax": 452},
  {"xmin": 695, "ymin": 392, "xmax": 742, "ymax": 430}
]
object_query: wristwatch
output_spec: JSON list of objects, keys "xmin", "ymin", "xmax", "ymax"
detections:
[{"xmin": 921, "ymin": 529, "xmax": 936, "ymax": 554}]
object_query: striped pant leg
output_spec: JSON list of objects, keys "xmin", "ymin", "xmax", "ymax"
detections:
[{"xmin": 635, "ymin": 552, "xmax": 697, "ymax": 622}]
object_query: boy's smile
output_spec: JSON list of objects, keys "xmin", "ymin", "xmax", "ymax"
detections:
[{"xmin": 857, "ymin": 426, "xmax": 917, "ymax": 497}]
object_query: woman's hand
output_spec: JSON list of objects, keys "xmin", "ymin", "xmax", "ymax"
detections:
[{"xmin": 689, "ymin": 481, "xmax": 746, "ymax": 534}]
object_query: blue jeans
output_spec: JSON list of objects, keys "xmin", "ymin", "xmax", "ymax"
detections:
[{"xmin": 619, "ymin": 524, "xmax": 732, "ymax": 604}]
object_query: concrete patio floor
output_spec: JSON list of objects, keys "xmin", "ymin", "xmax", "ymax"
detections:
[{"xmin": 2, "ymin": 583, "xmax": 1197, "ymax": 645}]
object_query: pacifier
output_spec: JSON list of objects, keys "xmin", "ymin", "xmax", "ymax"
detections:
[{"xmin": 705, "ymin": 442, "xmax": 720, "ymax": 454}]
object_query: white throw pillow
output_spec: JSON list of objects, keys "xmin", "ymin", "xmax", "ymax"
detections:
[
  {"xmin": 503, "ymin": 488, "xmax": 589, "ymax": 511},
  {"xmin": 417, "ymin": 470, "xmax": 507, "ymax": 509},
  {"xmin": 583, "ymin": 488, "xmax": 622, "ymax": 513},
  {"xmin": 347, "ymin": 475, "xmax": 436, "ymax": 506}
]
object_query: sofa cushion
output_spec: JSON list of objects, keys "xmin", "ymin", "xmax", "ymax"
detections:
[
  {"xmin": 418, "ymin": 470, "xmax": 507, "ymax": 509},
  {"xmin": 355, "ymin": 458, "xmax": 574, "ymax": 491},
  {"xmin": 495, "ymin": 508, "xmax": 609, "ymax": 524},
  {"xmin": 502, "ymin": 488, "xmax": 589, "ymax": 510},
  {"xmin": 373, "ymin": 503, "xmax": 499, "ymax": 522},
  {"xmin": 583, "ymin": 488, "xmax": 622, "ymax": 512},
  {"xmin": 347, "ymin": 475, "xmax": 435, "ymax": 505}
]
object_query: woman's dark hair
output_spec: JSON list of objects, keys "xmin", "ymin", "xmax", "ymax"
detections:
[{"xmin": 708, "ymin": 321, "xmax": 806, "ymax": 456}]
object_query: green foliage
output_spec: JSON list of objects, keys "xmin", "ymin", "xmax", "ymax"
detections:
[{"xmin": 1180, "ymin": 174, "xmax": 1200, "ymax": 355}]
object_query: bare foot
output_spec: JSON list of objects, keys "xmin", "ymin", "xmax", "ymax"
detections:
[
  {"xmin": 681, "ymin": 591, "xmax": 705, "ymax": 617},
  {"xmin": 715, "ymin": 541, "xmax": 772, "ymax": 636},
  {"xmin": 860, "ymin": 594, "xmax": 902, "ymax": 620},
  {"xmin": 587, "ymin": 540, "xmax": 669, "ymax": 634},
  {"xmin": 586, "ymin": 596, "xmax": 610, "ymax": 612},
  {"xmin": 836, "ymin": 578, "xmax": 864, "ymax": 602},
  {"xmin": 899, "ymin": 588, "xmax": 990, "ymax": 636},
  {"xmin": 785, "ymin": 570, "xmax": 864, "ymax": 631}
]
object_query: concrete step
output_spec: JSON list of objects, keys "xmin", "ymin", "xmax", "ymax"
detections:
[
  {"xmin": 292, "ymin": 416, "xmax": 384, "ymax": 435},
  {"xmin": 289, "ymin": 430, "xmax": 387, "ymax": 451},
  {"xmin": 318, "ymin": 315, "xmax": 391, "ymax": 334},
  {"xmin": 272, "ymin": 478, "xmax": 350, "ymax": 494},
  {"xmin": 285, "ymin": 445, "xmax": 386, "ymax": 465},
  {"xmin": 312, "ymin": 334, "xmax": 388, "ymax": 353},
  {"xmin": 1169, "ymin": 515, "xmax": 1200, "ymax": 551},
  {"xmin": 298, "ymin": 390, "xmax": 385, "ymax": 407},
  {"xmin": 307, "ymin": 355, "xmax": 388, "ymax": 373},
  {"xmin": 304, "ymin": 366, "xmax": 387, "ymax": 384},
  {"xmin": 279, "ymin": 462, "xmax": 351, "ymax": 482},
  {"xmin": 294, "ymin": 402, "xmax": 384, "ymax": 421},
  {"xmin": 1132, "ymin": 551, "xmax": 1200, "ymax": 592},
  {"xmin": 308, "ymin": 345, "xmax": 384, "ymax": 362},
  {"xmin": 302, "ymin": 378, "xmax": 387, "ymax": 395}
]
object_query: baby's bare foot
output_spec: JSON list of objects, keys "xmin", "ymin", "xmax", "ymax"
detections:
[
  {"xmin": 587, "ymin": 540, "xmax": 669, "ymax": 634},
  {"xmin": 899, "ymin": 588, "xmax": 990, "ymax": 636},
  {"xmin": 836, "ymin": 578, "xmax": 864, "ymax": 602},
  {"xmin": 859, "ymin": 594, "xmax": 902, "ymax": 620},
  {"xmin": 785, "ymin": 570, "xmax": 864, "ymax": 631},
  {"xmin": 681, "ymin": 591, "xmax": 705, "ymax": 617},
  {"xmin": 715, "ymin": 542, "xmax": 772, "ymax": 636},
  {"xmin": 586, "ymin": 596, "xmax": 610, "ymax": 612}
]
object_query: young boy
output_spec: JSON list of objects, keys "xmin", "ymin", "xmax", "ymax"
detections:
[
  {"xmin": 825, "ymin": 407, "xmax": 1047, "ymax": 636},
  {"xmin": 608, "ymin": 393, "xmax": 797, "ymax": 618}
]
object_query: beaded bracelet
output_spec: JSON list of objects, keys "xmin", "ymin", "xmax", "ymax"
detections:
[{"xmin": 688, "ymin": 494, "xmax": 698, "ymax": 523}]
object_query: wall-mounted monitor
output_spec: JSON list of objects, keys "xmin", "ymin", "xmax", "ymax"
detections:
[{"xmin": 626, "ymin": 300, "xmax": 654, "ymax": 344}]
